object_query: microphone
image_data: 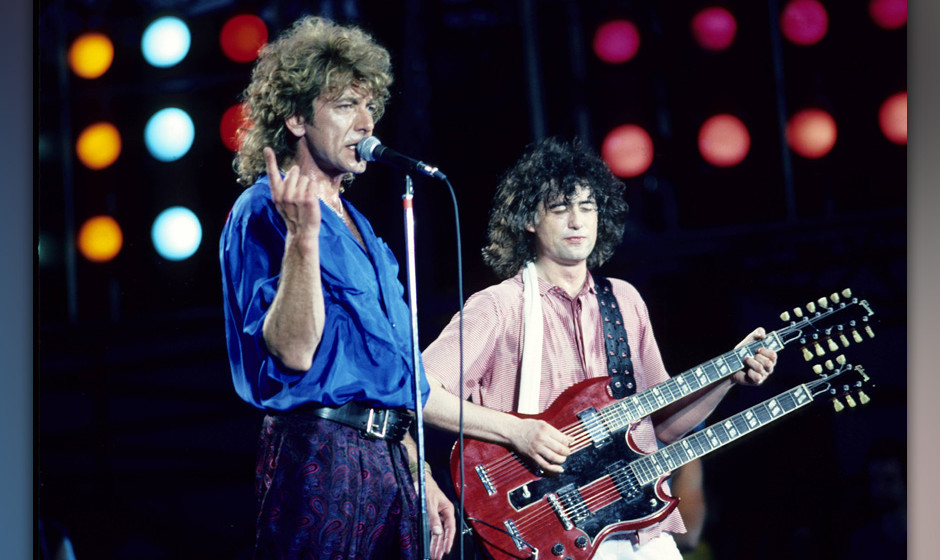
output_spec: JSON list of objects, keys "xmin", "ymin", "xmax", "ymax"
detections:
[{"xmin": 356, "ymin": 137, "xmax": 447, "ymax": 181}]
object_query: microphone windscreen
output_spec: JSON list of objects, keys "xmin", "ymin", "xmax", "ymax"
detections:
[{"xmin": 356, "ymin": 136, "xmax": 382, "ymax": 162}]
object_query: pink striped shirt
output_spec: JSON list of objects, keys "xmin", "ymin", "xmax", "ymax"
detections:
[{"xmin": 422, "ymin": 270, "xmax": 686, "ymax": 540}]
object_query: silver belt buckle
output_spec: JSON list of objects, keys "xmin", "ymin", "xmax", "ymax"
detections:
[{"xmin": 365, "ymin": 408, "xmax": 389, "ymax": 439}]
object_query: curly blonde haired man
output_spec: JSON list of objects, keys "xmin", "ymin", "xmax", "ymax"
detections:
[{"xmin": 220, "ymin": 16, "xmax": 454, "ymax": 560}]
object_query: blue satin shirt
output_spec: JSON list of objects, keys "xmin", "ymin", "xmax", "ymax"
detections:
[{"xmin": 220, "ymin": 175, "xmax": 428, "ymax": 411}]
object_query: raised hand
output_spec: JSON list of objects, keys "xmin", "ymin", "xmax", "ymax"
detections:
[{"xmin": 264, "ymin": 146, "xmax": 322, "ymax": 238}]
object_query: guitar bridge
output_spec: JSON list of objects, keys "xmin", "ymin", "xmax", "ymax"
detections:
[
  {"xmin": 474, "ymin": 464, "xmax": 496, "ymax": 496},
  {"xmin": 547, "ymin": 492, "xmax": 574, "ymax": 530},
  {"xmin": 504, "ymin": 519, "xmax": 527, "ymax": 551}
]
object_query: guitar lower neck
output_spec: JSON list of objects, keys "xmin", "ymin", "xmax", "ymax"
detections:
[{"xmin": 632, "ymin": 383, "xmax": 815, "ymax": 485}]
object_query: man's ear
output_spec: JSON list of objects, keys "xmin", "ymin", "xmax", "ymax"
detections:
[
  {"xmin": 285, "ymin": 115, "xmax": 306, "ymax": 137},
  {"xmin": 524, "ymin": 222, "xmax": 536, "ymax": 233}
]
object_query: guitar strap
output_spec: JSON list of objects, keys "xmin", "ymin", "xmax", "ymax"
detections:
[{"xmin": 594, "ymin": 276, "xmax": 637, "ymax": 399}]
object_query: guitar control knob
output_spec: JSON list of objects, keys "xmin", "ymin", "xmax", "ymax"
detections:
[
  {"xmin": 552, "ymin": 543, "xmax": 565, "ymax": 556},
  {"xmin": 575, "ymin": 536, "xmax": 588, "ymax": 549}
]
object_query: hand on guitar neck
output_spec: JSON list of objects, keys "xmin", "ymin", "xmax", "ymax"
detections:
[{"xmin": 730, "ymin": 327, "xmax": 778, "ymax": 386}]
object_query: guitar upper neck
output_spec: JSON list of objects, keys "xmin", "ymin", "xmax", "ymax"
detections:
[{"xmin": 602, "ymin": 332, "xmax": 785, "ymax": 430}]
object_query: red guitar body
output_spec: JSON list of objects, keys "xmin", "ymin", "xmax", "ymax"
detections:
[{"xmin": 449, "ymin": 377, "xmax": 678, "ymax": 560}]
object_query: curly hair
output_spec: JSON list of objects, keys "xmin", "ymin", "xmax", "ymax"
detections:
[
  {"xmin": 482, "ymin": 137, "xmax": 628, "ymax": 280},
  {"xmin": 233, "ymin": 16, "xmax": 393, "ymax": 186}
]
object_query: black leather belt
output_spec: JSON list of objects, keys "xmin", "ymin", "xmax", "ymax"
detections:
[{"xmin": 299, "ymin": 401, "xmax": 414, "ymax": 442}]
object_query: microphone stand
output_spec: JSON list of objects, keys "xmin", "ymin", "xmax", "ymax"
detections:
[{"xmin": 403, "ymin": 174, "xmax": 431, "ymax": 560}]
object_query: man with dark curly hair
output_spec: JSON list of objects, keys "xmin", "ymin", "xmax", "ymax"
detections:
[
  {"xmin": 219, "ymin": 16, "xmax": 454, "ymax": 559},
  {"xmin": 421, "ymin": 137, "xmax": 777, "ymax": 559}
]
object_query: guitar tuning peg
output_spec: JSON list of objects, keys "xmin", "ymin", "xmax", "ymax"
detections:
[
  {"xmin": 824, "ymin": 359, "xmax": 835, "ymax": 371},
  {"xmin": 814, "ymin": 342, "xmax": 826, "ymax": 356},
  {"xmin": 844, "ymin": 394, "xmax": 858, "ymax": 408},
  {"xmin": 836, "ymin": 354, "xmax": 847, "ymax": 366},
  {"xmin": 839, "ymin": 333, "xmax": 851, "ymax": 347},
  {"xmin": 780, "ymin": 311, "xmax": 791, "ymax": 322},
  {"xmin": 852, "ymin": 329, "xmax": 863, "ymax": 343},
  {"xmin": 833, "ymin": 399, "xmax": 845, "ymax": 412},
  {"xmin": 817, "ymin": 297, "xmax": 829, "ymax": 309},
  {"xmin": 806, "ymin": 301, "xmax": 817, "ymax": 314},
  {"xmin": 830, "ymin": 292, "xmax": 841, "ymax": 304},
  {"xmin": 841, "ymin": 288, "xmax": 853, "ymax": 298},
  {"xmin": 827, "ymin": 338, "xmax": 839, "ymax": 352},
  {"xmin": 858, "ymin": 390, "xmax": 871, "ymax": 405},
  {"xmin": 802, "ymin": 347, "xmax": 814, "ymax": 361},
  {"xmin": 793, "ymin": 307, "xmax": 804, "ymax": 318},
  {"xmin": 813, "ymin": 364, "xmax": 824, "ymax": 375},
  {"xmin": 865, "ymin": 325, "xmax": 875, "ymax": 338}
]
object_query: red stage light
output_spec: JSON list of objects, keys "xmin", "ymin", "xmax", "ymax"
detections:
[
  {"xmin": 220, "ymin": 103, "xmax": 250, "ymax": 152},
  {"xmin": 786, "ymin": 108, "xmax": 837, "ymax": 158},
  {"xmin": 593, "ymin": 20, "xmax": 641, "ymax": 64},
  {"xmin": 698, "ymin": 114, "xmax": 750, "ymax": 167},
  {"xmin": 869, "ymin": 0, "xmax": 907, "ymax": 30},
  {"xmin": 220, "ymin": 14, "xmax": 268, "ymax": 63},
  {"xmin": 691, "ymin": 7, "xmax": 738, "ymax": 52},
  {"xmin": 780, "ymin": 0, "xmax": 829, "ymax": 46},
  {"xmin": 601, "ymin": 124, "xmax": 654, "ymax": 178},
  {"xmin": 878, "ymin": 92, "xmax": 907, "ymax": 145}
]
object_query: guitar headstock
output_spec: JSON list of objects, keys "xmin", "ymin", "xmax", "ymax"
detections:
[
  {"xmin": 807, "ymin": 357, "xmax": 874, "ymax": 412},
  {"xmin": 776, "ymin": 289, "xmax": 876, "ymax": 362}
]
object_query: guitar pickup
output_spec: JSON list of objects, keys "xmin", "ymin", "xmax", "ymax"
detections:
[
  {"xmin": 577, "ymin": 407, "xmax": 612, "ymax": 448},
  {"xmin": 474, "ymin": 464, "xmax": 496, "ymax": 496},
  {"xmin": 556, "ymin": 483, "xmax": 589, "ymax": 526}
]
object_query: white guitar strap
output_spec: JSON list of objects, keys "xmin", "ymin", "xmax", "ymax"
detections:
[{"xmin": 518, "ymin": 261, "xmax": 543, "ymax": 414}]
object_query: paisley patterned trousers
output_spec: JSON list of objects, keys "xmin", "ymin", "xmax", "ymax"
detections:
[{"xmin": 253, "ymin": 412, "xmax": 419, "ymax": 560}]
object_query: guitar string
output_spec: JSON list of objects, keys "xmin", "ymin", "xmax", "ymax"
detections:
[
  {"xmin": 510, "ymin": 391, "xmax": 804, "ymax": 538},
  {"xmin": 478, "ymin": 365, "xmax": 719, "ymax": 485},
  {"xmin": 514, "ymin": 396, "xmax": 801, "ymax": 537},
  {"xmin": 469, "ymin": 344, "xmax": 773, "ymax": 536},
  {"xmin": 478, "ymin": 346, "xmax": 760, "ymax": 485},
  {"xmin": 472, "ymin": 316, "xmax": 865, "ymax": 546},
  {"xmin": 472, "ymin": 318, "xmax": 862, "ymax": 554}
]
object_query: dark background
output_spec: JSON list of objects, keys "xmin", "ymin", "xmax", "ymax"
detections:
[{"xmin": 37, "ymin": 1, "xmax": 907, "ymax": 559}]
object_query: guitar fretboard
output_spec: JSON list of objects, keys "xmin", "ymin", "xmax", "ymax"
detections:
[
  {"xmin": 600, "ymin": 333, "xmax": 784, "ymax": 432},
  {"xmin": 630, "ymin": 383, "xmax": 814, "ymax": 485}
]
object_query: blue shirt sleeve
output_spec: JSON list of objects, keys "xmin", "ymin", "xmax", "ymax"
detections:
[{"xmin": 220, "ymin": 177, "xmax": 428, "ymax": 411}]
